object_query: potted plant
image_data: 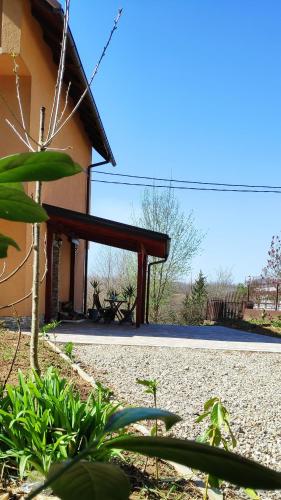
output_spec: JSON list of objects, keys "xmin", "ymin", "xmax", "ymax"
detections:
[
  {"xmin": 107, "ymin": 289, "xmax": 119, "ymax": 301},
  {"xmin": 88, "ymin": 280, "xmax": 102, "ymax": 321},
  {"xmin": 120, "ymin": 284, "xmax": 136, "ymax": 323},
  {"xmin": 122, "ymin": 284, "xmax": 136, "ymax": 310}
]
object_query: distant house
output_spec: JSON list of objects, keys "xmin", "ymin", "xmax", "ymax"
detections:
[{"xmin": 0, "ymin": 0, "xmax": 170, "ymax": 327}]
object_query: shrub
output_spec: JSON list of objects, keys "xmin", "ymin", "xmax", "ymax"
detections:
[
  {"xmin": 182, "ymin": 271, "xmax": 208, "ymax": 325},
  {"xmin": 0, "ymin": 368, "xmax": 121, "ymax": 476}
]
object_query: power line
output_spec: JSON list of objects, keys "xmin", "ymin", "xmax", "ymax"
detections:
[
  {"xmin": 91, "ymin": 178, "xmax": 281, "ymax": 194},
  {"xmin": 92, "ymin": 170, "xmax": 281, "ymax": 190}
]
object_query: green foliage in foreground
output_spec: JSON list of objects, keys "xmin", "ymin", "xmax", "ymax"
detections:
[
  {"xmin": 0, "ymin": 185, "xmax": 48, "ymax": 224},
  {"xmin": 0, "ymin": 233, "xmax": 20, "ymax": 258},
  {"xmin": 0, "ymin": 152, "xmax": 82, "ymax": 184},
  {"xmin": 1, "ymin": 369, "xmax": 280, "ymax": 499},
  {"xmin": 0, "ymin": 368, "xmax": 121, "ymax": 475},
  {"xmin": 196, "ymin": 397, "xmax": 258, "ymax": 499},
  {"xmin": 29, "ymin": 434, "xmax": 281, "ymax": 500},
  {"xmin": 0, "ymin": 151, "xmax": 82, "ymax": 257}
]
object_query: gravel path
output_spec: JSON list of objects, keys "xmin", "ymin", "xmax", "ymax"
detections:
[{"xmin": 74, "ymin": 344, "xmax": 281, "ymax": 499}]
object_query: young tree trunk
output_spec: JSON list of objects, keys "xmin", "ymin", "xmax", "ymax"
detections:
[{"xmin": 30, "ymin": 107, "xmax": 45, "ymax": 373}]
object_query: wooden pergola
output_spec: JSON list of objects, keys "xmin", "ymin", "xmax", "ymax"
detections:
[{"xmin": 43, "ymin": 204, "xmax": 170, "ymax": 327}]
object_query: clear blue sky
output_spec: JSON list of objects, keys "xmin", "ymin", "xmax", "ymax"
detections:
[{"xmin": 70, "ymin": 0, "xmax": 281, "ymax": 283}]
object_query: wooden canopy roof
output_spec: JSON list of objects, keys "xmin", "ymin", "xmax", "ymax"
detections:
[{"xmin": 44, "ymin": 204, "xmax": 171, "ymax": 258}]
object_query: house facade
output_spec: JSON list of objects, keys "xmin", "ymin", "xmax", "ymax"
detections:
[{"xmin": 0, "ymin": 0, "xmax": 170, "ymax": 328}]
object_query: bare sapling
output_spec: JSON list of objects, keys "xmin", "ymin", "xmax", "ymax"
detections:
[{"xmin": 1, "ymin": 0, "xmax": 122, "ymax": 373}]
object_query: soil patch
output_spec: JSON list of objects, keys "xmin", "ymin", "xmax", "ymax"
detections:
[{"xmin": 0, "ymin": 329, "xmax": 92, "ymax": 398}]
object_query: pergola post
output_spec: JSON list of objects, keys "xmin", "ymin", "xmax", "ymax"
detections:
[
  {"xmin": 45, "ymin": 225, "xmax": 54, "ymax": 323},
  {"xmin": 141, "ymin": 253, "xmax": 147, "ymax": 324},
  {"xmin": 136, "ymin": 248, "xmax": 146, "ymax": 328},
  {"xmin": 69, "ymin": 241, "xmax": 76, "ymax": 304}
]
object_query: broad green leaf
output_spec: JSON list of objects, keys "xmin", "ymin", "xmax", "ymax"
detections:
[
  {"xmin": 106, "ymin": 436, "xmax": 281, "ymax": 490},
  {"xmin": 48, "ymin": 461, "xmax": 130, "ymax": 500},
  {"xmin": 225, "ymin": 422, "xmax": 237, "ymax": 448},
  {"xmin": 0, "ymin": 185, "xmax": 48, "ymax": 222},
  {"xmin": 105, "ymin": 407, "xmax": 181, "ymax": 433},
  {"xmin": 211, "ymin": 402, "xmax": 225, "ymax": 428},
  {"xmin": 0, "ymin": 152, "xmax": 82, "ymax": 182},
  {"xmin": 0, "ymin": 234, "xmax": 20, "ymax": 258},
  {"xmin": 151, "ymin": 424, "xmax": 157, "ymax": 436},
  {"xmin": 136, "ymin": 379, "xmax": 153, "ymax": 387},
  {"xmin": 204, "ymin": 397, "xmax": 219, "ymax": 411},
  {"xmin": 209, "ymin": 474, "xmax": 221, "ymax": 488},
  {"xmin": 19, "ymin": 454, "xmax": 31, "ymax": 479},
  {"xmin": 195, "ymin": 411, "xmax": 210, "ymax": 423},
  {"xmin": 2, "ymin": 182, "xmax": 24, "ymax": 191},
  {"xmin": 213, "ymin": 429, "xmax": 222, "ymax": 447},
  {"xmin": 245, "ymin": 488, "xmax": 260, "ymax": 499}
]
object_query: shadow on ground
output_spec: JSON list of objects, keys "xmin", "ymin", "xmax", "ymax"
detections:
[{"xmin": 53, "ymin": 320, "xmax": 281, "ymax": 345}]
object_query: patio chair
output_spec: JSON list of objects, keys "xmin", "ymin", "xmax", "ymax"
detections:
[
  {"xmin": 119, "ymin": 297, "xmax": 137, "ymax": 324},
  {"xmin": 91, "ymin": 293, "xmax": 115, "ymax": 323}
]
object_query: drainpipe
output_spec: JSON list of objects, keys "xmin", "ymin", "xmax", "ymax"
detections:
[
  {"xmin": 83, "ymin": 160, "xmax": 111, "ymax": 314},
  {"xmin": 86, "ymin": 160, "xmax": 110, "ymax": 214},
  {"xmin": 145, "ymin": 257, "xmax": 167, "ymax": 324}
]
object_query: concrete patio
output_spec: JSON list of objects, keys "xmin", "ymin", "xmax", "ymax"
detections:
[{"xmin": 50, "ymin": 321, "xmax": 281, "ymax": 352}]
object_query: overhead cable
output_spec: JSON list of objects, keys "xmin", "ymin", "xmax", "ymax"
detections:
[
  {"xmin": 91, "ymin": 179, "xmax": 281, "ymax": 194},
  {"xmin": 92, "ymin": 170, "xmax": 281, "ymax": 190}
]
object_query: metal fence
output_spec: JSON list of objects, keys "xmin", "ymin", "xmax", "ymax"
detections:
[{"xmin": 247, "ymin": 278, "xmax": 281, "ymax": 311}]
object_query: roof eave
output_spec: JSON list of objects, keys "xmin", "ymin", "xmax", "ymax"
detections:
[{"xmin": 31, "ymin": 0, "xmax": 116, "ymax": 165}]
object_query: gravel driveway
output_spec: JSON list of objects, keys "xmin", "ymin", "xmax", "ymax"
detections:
[{"xmin": 74, "ymin": 344, "xmax": 281, "ymax": 499}]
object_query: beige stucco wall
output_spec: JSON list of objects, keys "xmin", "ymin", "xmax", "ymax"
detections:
[
  {"xmin": 0, "ymin": 0, "xmax": 93, "ymax": 318},
  {"xmin": 1, "ymin": 0, "xmax": 23, "ymax": 54}
]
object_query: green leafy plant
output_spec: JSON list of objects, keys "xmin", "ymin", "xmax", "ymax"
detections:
[
  {"xmin": 64, "ymin": 342, "xmax": 74, "ymax": 361},
  {"xmin": 107, "ymin": 289, "xmax": 119, "ymax": 300},
  {"xmin": 24, "ymin": 390, "xmax": 280, "ymax": 500},
  {"xmin": 196, "ymin": 397, "xmax": 236, "ymax": 498},
  {"xmin": 90, "ymin": 280, "xmax": 101, "ymax": 295},
  {"xmin": 27, "ymin": 422, "xmax": 281, "ymax": 499},
  {"xmin": 0, "ymin": 368, "xmax": 122, "ymax": 476},
  {"xmin": 122, "ymin": 284, "xmax": 136, "ymax": 309},
  {"xmin": 40, "ymin": 320, "xmax": 61, "ymax": 338},
  {"xmin": 0, "ymin": 152, "xmax": 82, "ymax": 257},
  {"xmin": 196, "ymin": 397, "xmax": 258, "ymax": 499},
  {"xmin": 0, "ymin": 233, "xmax": 20, "ymax": 259},
  {"xmin": 270, "ymin": 316, "xmax": 281, "ymax": 328},
  {"xmin": 136, "ymin": 378, "xmax": 159, "ymax": 478}
]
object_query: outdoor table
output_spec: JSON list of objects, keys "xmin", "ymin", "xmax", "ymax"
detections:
[{"xmin": 104, "ymin": 299, "xmax": 128, "ymax": 321}]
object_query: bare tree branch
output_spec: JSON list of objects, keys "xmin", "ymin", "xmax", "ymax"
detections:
[
  {"xmin": 0, "ymin": 234, "xmax": 47, "ymax": 311},
  {"xmin": 46, "ymin": 146, "xmax": 72, "ymax": 151},
  {"xmin": 46, "ymin": 8, "xmax": 123, "ymax": 146},
  {"xmin": 0, "ymin": 239, "xmax": 33, "ymax": 284},
  {"xmin": 57, "ymin": 81, "xmax": 71, "ymax": 126},
  {"xmin": 12, "ymin": 55, "xmax": 34, "ymax": 151},
  {"xmin": 0, "ymin": 262, "xmax": 6, "ymax": 279},
  {"xmin": 0, "ymin": 92, "xmax": 40, "ymax": 148},
  {"xmin": 5, "ymin": 119, "xmax": 33, "ymax": 150},
  {"xmin": 47, "ymin": 0, "xmax": 71, "ymax": 140}
]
